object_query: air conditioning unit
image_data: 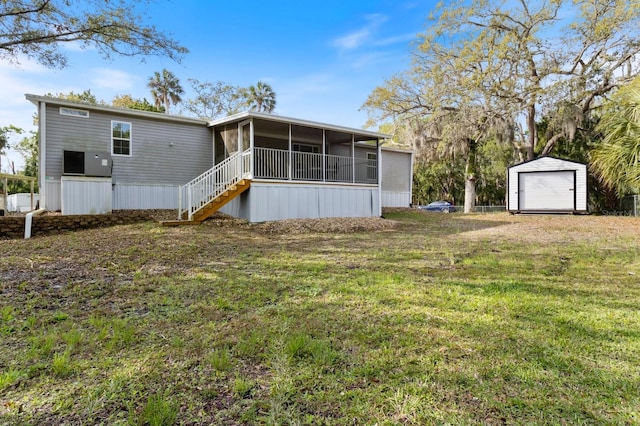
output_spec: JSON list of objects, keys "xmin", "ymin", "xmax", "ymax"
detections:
[{"xmin": 63, "ymin": 150, "xmax": 112, "ymax": 177}]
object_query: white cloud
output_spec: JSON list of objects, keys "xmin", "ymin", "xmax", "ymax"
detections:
[
  {"xmin": 91, "ymin": 68, "xmax": 136, "ymax": 91},
  {"xmin": 374, "ymin": 33, "xmax": 416, "ymax": 47},
  {"xmin": 0, "ymin": 56, "xmax": 49, "ymax": 74},
  {"xmin": 332, "ymin": 14, "xmax": 388, "ymax": 51},
  {"xmin": 333, "ymin": 28, "xmax": 372, "ymax": 50}
]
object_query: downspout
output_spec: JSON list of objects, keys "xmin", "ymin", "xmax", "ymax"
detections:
[{"xmin": 24, "ymin": 208, "xmax": 46, "ymax": 239}]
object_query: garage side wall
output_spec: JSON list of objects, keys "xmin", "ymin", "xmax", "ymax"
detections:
[{"xmin": 508, "ymin": 157, "xmax": 587, "ymax": 212}]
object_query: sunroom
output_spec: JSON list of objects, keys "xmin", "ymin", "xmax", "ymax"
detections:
[{"xmin": 211, "ymin": 112, "xmax": 384, "ymax": 184}]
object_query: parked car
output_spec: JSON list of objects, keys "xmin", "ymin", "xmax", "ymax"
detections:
[{"xmin": 418, "ymin": 201, "xmax": 456, "ymax": 213}]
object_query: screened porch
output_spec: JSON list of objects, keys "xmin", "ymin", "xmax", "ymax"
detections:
[{"xmin": 212, "ymin": 114, "xmax": 384, "ymax": 185}]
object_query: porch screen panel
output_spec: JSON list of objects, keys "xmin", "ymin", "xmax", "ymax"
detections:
[
  {"xmin": 325, "ymin": 130, "xmax": 353, "ymax": 183},
  {"xmin": 253, "ymin": 119, "xmax": 290, "ymax": 179},
  {"xmin": 354, "ymin": 144, "xmax": 377, "ymax": 184},
  {"xmin": 291, "ymin": 125, "xmax": 323, "ymax": 181},
  {"xmin": 216, "ymin": 125, "xmax": 238, "ymax": 158}
]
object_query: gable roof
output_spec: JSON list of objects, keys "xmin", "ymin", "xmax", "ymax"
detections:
[
  {"xmin": 508, "ymin": 155, "xmax": 587, "ymax": 170},
  {"xmin": 25, "ymin": 94, "xmax": 208, "ymax": 126},
  {"xmin": 26, "ymin": 94, "xmax": 393, "ymax": 142}
]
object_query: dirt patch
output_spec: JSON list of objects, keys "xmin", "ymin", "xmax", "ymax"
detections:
[
  {"xmin": 252, "ymin": 216, "xmax": 398, "ymax": 234},
  {"xmin": 142, "ymin": 209, "xmax": 399, "ymax": 234},
  {"xmin": 456, "ymin": 213, "xmax": 640, "ymax": 243}
]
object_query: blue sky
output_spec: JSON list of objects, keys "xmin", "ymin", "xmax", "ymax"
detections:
[{"xmin": 1, "ymin": 0, "xmax": 437, "ymax": 171}]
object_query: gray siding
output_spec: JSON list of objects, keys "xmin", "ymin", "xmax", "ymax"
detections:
[
  {"xmin": 44, "ymin": 180, "xmax": 61, "ymax": 211},
  {"xmin": 44, "ymin": 104, "xmax": 212, "ymax": 185},
  {"xmin": 220, "ymin": 181, "xmax": 380, "ymax": 222},
  {"xmin": 354, "ymin": 146, "xmax": 377, "ymax": 183}
]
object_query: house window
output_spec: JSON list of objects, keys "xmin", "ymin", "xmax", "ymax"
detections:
[
  {"xmin": 293, "ymin": 143, "xmax": 320, "ymax": 153},
  {"xmin": 112, "ymin": 121, "xmax": 131, "ymax": 156},
  {"xmin": 367, "ymin": 152, "xmax": 377, "ymax": 181},
  {"xmin": 60, "ymin": 107, "xmax": 89, "ymax": 118}
]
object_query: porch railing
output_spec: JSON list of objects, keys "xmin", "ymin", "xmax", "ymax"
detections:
[
  {"xmin": 253, "ymin": 147, "xmax": 376, "ymax": 184},
  {"xmin": 178, "ymin": 148, "xmax": 252, "ymax": 220}
]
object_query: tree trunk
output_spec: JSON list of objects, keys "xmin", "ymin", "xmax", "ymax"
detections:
[
  {"xmin": 464, "ymin": 138, "xmax": 477, "ymax": 214},
  {"xmin": 526, "ymin": 104, "xmax": 536, "ymax": 160}
]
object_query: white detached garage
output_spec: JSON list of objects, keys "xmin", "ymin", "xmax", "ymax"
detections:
[{"xmin": 507, "ymin": 157, "xmax": 588, "ymax": 214}]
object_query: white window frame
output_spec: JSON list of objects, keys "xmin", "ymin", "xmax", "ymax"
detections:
[
  {"xmin": 59, "ymin": 107, "xmax": 89, "ymax": 118},
  {"xmin": 111, "ymin": 120, "xmax": 132, "ymax": 157},
  {"xmin": 293, "ymin": 143, "xmax": 320, "ymax": 153}
]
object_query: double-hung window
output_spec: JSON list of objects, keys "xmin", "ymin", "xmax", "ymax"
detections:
[{"xmin": 112, "ymin": 121, "xmax": 132, "ymax": 156}]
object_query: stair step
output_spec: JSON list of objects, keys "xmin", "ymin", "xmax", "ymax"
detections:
[
  {"xmin": 159, "ymin": 220, "xmax": 201, "ymax": 227},
  {"xmin": 179, "ymin": 178, "xmax": 251, "ymax": 224}
]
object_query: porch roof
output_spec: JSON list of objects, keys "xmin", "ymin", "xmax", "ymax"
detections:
[{"xmin": 207, "ymin": 111, "xmax": 390, "ymax": 142}]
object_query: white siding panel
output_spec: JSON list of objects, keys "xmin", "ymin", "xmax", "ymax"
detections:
[
  {"xmin": 382, "ymin": 191, "xmax": 411, "ymax": 207},
  {"xmin": 113, "ymin": 184, "xmax": 179, "ymax": 209},
  {"xmin": 45, "ymin": 180, "xmax": 61, "ymax": 211},
  {"xmin": 61, "ymin": 176, "xmax": 112, "ymax": 215},
  {"xmin": 7, "ymin": 194, "xmax": 40, "ymax": 212}
]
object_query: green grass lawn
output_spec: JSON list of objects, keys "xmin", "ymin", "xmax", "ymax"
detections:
[{"xmin": 1, "ymin": 212, "xmax": 639, "ymax": 425}]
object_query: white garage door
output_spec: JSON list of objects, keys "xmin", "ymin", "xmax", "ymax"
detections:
[{"xmin": 519, "ymin": 171, "xmax": 575, "ymax": 210}]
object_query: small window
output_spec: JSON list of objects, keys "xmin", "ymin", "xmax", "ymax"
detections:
[
  {"xmin": 59, "ymin": 107, "xmax": 89, "ymax": 118},
  {"xmin": 112, "ymin": 121, "xmax": 131, "ymax": 156},
  {"xmin": 293, "ymin": 143, "xmax": 320, "ymax": 153}
]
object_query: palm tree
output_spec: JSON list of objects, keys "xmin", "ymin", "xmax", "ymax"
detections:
[
  {"xmin": 591, "ymin": 79, "xmax": 640, "ymax": 196},
  {"xmin": 244, "ymin": 81, "xmax": 276, "ymax": 113},
  {"xmin": 147, "ymin": 69, "xmax": 184, "ymax": 114}
]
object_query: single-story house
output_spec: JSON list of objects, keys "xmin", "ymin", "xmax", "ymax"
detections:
[
  {"xmin": 26, "ymin": 94, "xmax": 413, "ymax": 222},
  {"xmin": 507, "ymin": 156, "xmax": 588, "ymax": 214}
]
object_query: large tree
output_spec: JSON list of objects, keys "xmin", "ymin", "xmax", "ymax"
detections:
[
  {"xmin": 112, "ymin": 94, "xmax": 164, "ymax": 112},
  {"xmin": 147, "ymin": 69, "xmax": 184, "ymax": 114},
  {"xmin": 591, "ymin": 77, "xmax": 640, "ymax": 196},
  {"xmin": 0, "ymin": 0, "xmax": 187, "ymax": 69},
  {"xmin": 184, "ymin": 79, "xmax": 244, "ymax": 120},
  {"xmin": 243, "ymin": 81, "xmax": 276, "ymax": 113},
  {"xmin": 44, "ymin": 89, "xmax": 100, "ymax": 105},
  {"xmin": 364, "ymin": 0, "xmax": 640, "ymax": 211}
]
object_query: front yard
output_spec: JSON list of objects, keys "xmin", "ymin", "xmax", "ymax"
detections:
[{"xmin": 1, "ymin": 212, "xmax": 638, "ymax": 424}]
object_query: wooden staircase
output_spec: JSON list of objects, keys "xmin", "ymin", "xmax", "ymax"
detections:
[
  {"xmin": 160, "ymin": 149, "xmax": 252, "ymax": 227},
  {"xmin": 161, "ymin": 179, "xmax": 250, "ymax": 226}
]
